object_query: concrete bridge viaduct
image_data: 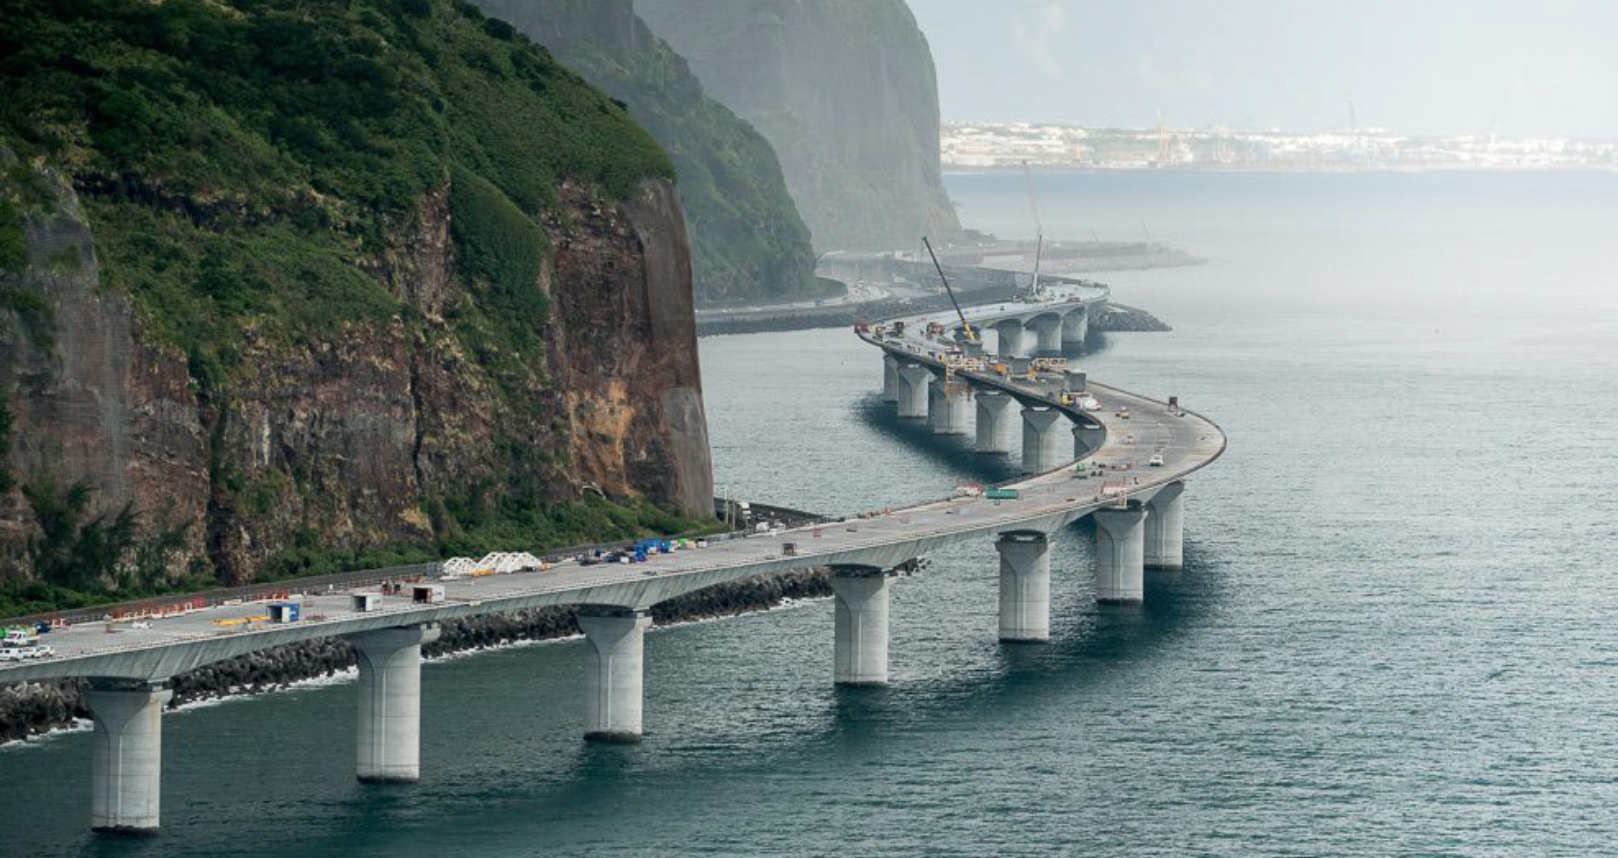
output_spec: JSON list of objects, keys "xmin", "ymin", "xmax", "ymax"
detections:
[{"xmin": 0, "ymin": 284, "xmax": 1223, "ymax": 834}]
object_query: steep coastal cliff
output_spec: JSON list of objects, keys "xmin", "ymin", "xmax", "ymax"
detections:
[
  {"xmin": 471, "ymin": 0, "xmax": 819, "ymax": 305},
  {"xmin": 0, "ymin": 0, "xmax": 711, "ymax": 610},
  {"xmin": 637, "ymin": 0, "xmax": 963, "ymax": 253}
]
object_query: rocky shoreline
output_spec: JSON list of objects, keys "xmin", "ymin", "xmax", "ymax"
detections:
[
  {"xmin": 0, "ymin": 568, "xmax": 833, "ymax": 745},
  {"xmin": 1090, "ymin": 302, "xmax": 1174, "ymax": 333}
]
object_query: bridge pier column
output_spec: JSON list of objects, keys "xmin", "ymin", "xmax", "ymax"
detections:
[
  {"xmin": 975, "ymin": 391, "xmax": 1014, "ymax": 454},
  {"xmin": 1031, "ymin": 317, "xmax": 1063, "ymax": 355},
  {"xmin": 1144, "ymin": 481, "xmax": 1186, "ymax": 570},
  {"xmin": 86, "ymin": 681, "xmax": 171, "ymax": 834},
  {"xmin": 929, "ymin": 383, "xmax": 971, "ymax": 435},
  {"xmin": 994, "ymin": 321, "xmax": 1026, "ymax": 359},
  {"xmin": 1073, "ymin": 422, "xmax": 1106, "ymax": 459},
  {"xmin": 1061, "ymin": 308, "xmax": 1089, "ymax": 352},
  {"xmin": 578, "ymin": 608, "xmax": 653, "ymax": 742},
  {"xmin": 881, "ymin": 354, "xmax": 900, "ymax": 403},
  {"xmin": 996, "ymin": 533, "xmax": 1051, "ymax": 642},
  {"xmin": 1094, "ymin": 505, "xmax": 1148, "ymax": 604},
  {"xmin": 1020, "ymin": 407, "xmax": 1067, "ymax": 474},
  {"xmin": 831, "ymin": 565, "xmax": 892, "ymax": 686},
  {"xmin": 895, "ymin": 364, "xmax": 932, "ymax": 420},
  {"xmin": 349, "ymin": 623, "xmax": 440, "ymax": 783}
]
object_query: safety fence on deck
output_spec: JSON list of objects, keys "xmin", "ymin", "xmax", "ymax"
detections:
[{"xmin": 1, "ymin": 498, "xmax": 833, "ymax": 629}]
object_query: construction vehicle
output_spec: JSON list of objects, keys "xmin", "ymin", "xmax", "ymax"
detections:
[
  {"xmin": 923, "ymin": 236, "xmax": 977, "ymax": 344},
  {"xmin": 0, "ymin": 628, "xmax": 54, "ymax": 661}
]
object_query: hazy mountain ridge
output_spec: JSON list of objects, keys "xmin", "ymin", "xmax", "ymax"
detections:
[
  {"xmin": 637, "ymin": 0, "xmax": 963, "ymax": 253},
  {"xmin": 471, "ymin": 0, "xmax": 818, "ymax": 305}
]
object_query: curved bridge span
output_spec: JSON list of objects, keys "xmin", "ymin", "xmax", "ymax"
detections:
[{"xmin": 2, "ymin": 285, "xmax": 1224, "ymax": 833}]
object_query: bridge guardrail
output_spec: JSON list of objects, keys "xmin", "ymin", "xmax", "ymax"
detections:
[{"xmin": 0, "ymin": 497, "xmax": 833, "ymax": 629}]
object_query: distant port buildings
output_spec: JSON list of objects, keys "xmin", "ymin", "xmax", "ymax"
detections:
[{"xmin": 941, "ymin": 121, "xmax": 1618, "ymax": 172}]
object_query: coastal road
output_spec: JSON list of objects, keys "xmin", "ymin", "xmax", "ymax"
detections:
[{"xmin": 0, "ymin": 292, "xmax": 1222, "ymax": 684}]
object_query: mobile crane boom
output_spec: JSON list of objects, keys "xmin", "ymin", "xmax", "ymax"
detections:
[{"xmin": 922, "ymin": 236, "xmax": 976, "ymax": 343}]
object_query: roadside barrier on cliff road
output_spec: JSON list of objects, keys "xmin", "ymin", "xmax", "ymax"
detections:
[
  {"xmin": 2, "ymin": 563, "xmax": 446, "ymax": 630},
  {"xmin": 1, "ymin": 497, "xmax": 835, "ymax": 629}
]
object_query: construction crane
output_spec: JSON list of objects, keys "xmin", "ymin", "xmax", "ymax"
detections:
[
  {"xmin": 1156, "ymin": 109, "xmax": 1173, "ymax": 165},
  {"xmin": 1022, "ymin": 160, "xmax": 1045, "ymax": 298},
  {"xmin": 923, "ymin": 236, "xmax": 976, "ymax": 344}
]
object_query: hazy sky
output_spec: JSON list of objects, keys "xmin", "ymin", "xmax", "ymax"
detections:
[{"xmin": 907, "ymin": 0, "xmax": 1618, "ymax": 138}]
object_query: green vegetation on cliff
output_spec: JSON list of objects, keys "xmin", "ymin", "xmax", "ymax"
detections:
[
  {"xmin": 0, "ymin": 0, "xmax": 670, "ymax": 383},
  {"xmin": 470, "ymin": 0, "xmax": 819, "ymax": 304},
  {"xmin": 0, "ymin": 0, "xmax": 713, "ymax": 613}
]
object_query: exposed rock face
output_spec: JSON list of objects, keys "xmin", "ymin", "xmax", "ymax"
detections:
[
  {"xmin": 546, "ymin": 180, "xmax": 712, "ymax": 518},
  {"xmin": 1090, "ymin": 302, "xmax": 1173, "ymax": 333},
  {"xmin": 473, "ymin": 0, "xmax": 818, "ymax": 305},
  {"xmin": 0, "ymin": 172, "xmax": 208, "ymax": 567},
  {"xmin": 637, "ymin": 0, "xmax": 963, "ymax": 253},
  {"xmin": 0, "ymin": 165, "xmax": 712, "ymax": 584}
]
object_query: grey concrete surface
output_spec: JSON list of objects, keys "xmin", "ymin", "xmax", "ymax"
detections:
[
  {"xmin": 1094, "ymin": 506, "xmax": 1149, "ymax": 605},
  {"xmin": 578, "ymin": 609, "xmax": 652, "ymax": 742},
  {"xmin": 349, "ymin": 624, "xmax": 439, "ymax": 783},
  {"xmin": 896, "ymin": 364, "xmax": 932, "ymax": 419},
  {"xmin": 831, "ymin": 567, "xmax": 891, "ymax": 686},
  {"xmin": 996, "ymin": 533, "xmax": 1051, "ymax": 642},
  {"xmin": 975, "ymin": 392, "xmax": 1014, "ymax": 454},
  {"xmin": 1144, "ymin": 481, "xmax": 1186, "ymax": 571},
  {"xmin": 929, "ymin": 384, "xmax": 971, "ymax": 435},
  {"xmin": 86, "ymin": 683, "xmax": 170, "ymax": 832},
  {"xmin": 1020, "ymin": 407, "xmax": 1068, "ymax": 474}
]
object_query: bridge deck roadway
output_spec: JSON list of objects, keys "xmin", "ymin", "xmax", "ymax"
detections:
[
  {"xmin": 0, "ymin": 296, "xmax": 1222, "ymax": 685},
  {"xmin": 917, "ymin": 280, "xmax": 1108, "ymax": 331}
]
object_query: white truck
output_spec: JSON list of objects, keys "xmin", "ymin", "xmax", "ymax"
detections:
[{"xmin": 0, "ymin": 628, "xmax": 55, "ymax": 661}]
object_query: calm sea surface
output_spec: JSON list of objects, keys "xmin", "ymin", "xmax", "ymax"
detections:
[{"xmin": 3, "ymin": 170, "xmax": 1616, "ymax": 857}]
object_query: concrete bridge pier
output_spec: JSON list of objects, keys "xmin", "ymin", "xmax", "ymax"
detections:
[
  {"xmin": 349, "ymin": 623, "xmax": 441, "ymax": 783},
  {"xmin": 1030, "ymin": 316, "xmax": 1064, "ymax": 355},
  {"xmin": 831, "ymin": 565, "xmax": 892, "ymax": 686},
  {"xmin": 929, "ymin": 383, "xmax": 971, "ymax": 435},
  {"xmin": 1094, "ymin": 505, "xmax": 1148, "ymax": 604},
  {"xmin": 1073, "ymin": 422, "xmax": 1106, "ymax": 458},
  {"xmin": 1144, "ymin": 481, "xmax": 1186, "ymax": 570},
  {"xmin": 1020, "ymin": 407, "xmax": 1066, "ymax": 474},
  {"xmin": 996, "ymin": 532, "xmax": 1051, "ymax": 642},
  {"xmin": 881, "ymin": 354, "xmax": 900, "ymax": 403},
  {"xmin": 86, "ymin": 681, "xmax": 172, "ymax": 833},
  {"xmin": 975, "ymin": 391, "xmax": 1015, "ymax": 454},
  {"xmin": 895, "ymin": 364, "xmax": 932, "ymax": 419},
  {"xmin": 578, "ymin": 608, "xmax": 653, "ymax": 742},
  {"xmin": 1061, "ymin": 309, "xmax": 1089, "ymax": 351},
  {"xmin": 993, "ymin": 320, "xmax": 1026, "ymax": 359}
]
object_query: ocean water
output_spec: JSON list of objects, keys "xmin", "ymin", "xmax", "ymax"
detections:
[{"xmin": 3, "ymin": 170, "xmax": 1617, "ymax": 857}]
